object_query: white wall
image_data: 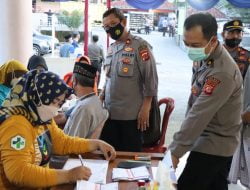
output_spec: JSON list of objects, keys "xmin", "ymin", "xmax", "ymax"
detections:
[{"xmin": 0, "ymin": 0, "xmax": 32, "ymax": 65}]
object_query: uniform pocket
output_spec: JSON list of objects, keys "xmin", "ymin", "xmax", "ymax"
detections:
[{"xmin": 117, "ymin": 57, "xmax": 135, "ymax": 77}]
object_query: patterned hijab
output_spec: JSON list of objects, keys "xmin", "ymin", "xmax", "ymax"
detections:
[{"xmin": 0, "ymin": 70, "xmax": 73, "ymax": 125}]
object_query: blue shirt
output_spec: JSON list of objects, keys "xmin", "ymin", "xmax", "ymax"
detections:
[
  {"xmin": 60, "ymin": 43, "xmax": 75, "ymax": 57},
  {"xmin": 72, "ymin": 41, "xmax": 79, "ymax": 49},
  {"xmin": 0, "ymin": 84, "xmax": 10, "ymax": 106}
]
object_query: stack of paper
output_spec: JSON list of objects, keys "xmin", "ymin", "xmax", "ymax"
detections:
[
  {"xmin": 112, "ymin": 166, "xmax": 150, "ymax": 181},
  {"xmin": 76, "ymin": 181, "xmax": 118, "ymax": 190},
  {"xmin": 63, "ymin": 159, "xmax": 109, "ymax": 184}
]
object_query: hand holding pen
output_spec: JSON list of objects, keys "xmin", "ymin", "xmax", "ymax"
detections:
[{"xmin": 66, "ymin": 155, "xmax": 92, "ymax": 182}]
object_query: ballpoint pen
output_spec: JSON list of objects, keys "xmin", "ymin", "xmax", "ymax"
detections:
[{"xmin": 78, "ymin": 155, "xmax": 84, "ymax": 166}]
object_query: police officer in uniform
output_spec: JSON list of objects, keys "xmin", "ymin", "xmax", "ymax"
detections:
[
  {"xmin": 169, "ymin": 13, "xmax": 243, "ymax": 190},
  {"xmin": 222, "ymin": 20, "xmax": 250, "ymax": 123},
  {"xmin": 100, "ymin": 8, "xmax": 158, "ymax": 152},
  {"xmin": 224, "ymin": 21, "xmax": 250, "ymax": 187},
  {"xmin": 222, "ymin": 20, "xmax": 250, "ymax": 79}
]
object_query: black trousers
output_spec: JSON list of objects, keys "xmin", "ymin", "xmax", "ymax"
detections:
[
  {"xmin": 177, "ymin": 151, "xmax": 233, "ymax": 190},
  {"xmin": 100, "ymin": 119, "xmax": 142, "ymax": 152}
]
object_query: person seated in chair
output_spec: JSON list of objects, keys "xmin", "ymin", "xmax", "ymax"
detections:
[{"xmin": 63, "ymin": 56, "xmax": 109, "ymax": 138}]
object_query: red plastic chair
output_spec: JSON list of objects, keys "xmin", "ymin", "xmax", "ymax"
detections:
[{"xmin": 143, "ymin": 97, "xmax": 175, "ymax": 153}]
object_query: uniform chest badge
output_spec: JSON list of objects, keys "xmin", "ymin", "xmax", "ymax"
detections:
[
  {"xmin": 126, "ymin": 39, "xmax": 131, "ymax": 45},
  {"xmin": 191, "ymin": 86, "xmax": 199, "ymax": 96},
  {"xmin": 123, "ymin": 67, "xmax": 129, "ymax": 73},
  {"xmin": 122, "ymin": 58, "xmax": 131, "ymax": 64},
  {"xmin": 203, "ymin": 77, "xmax": 221, "ymax": 95},
  {"xmin": 124, "ymin": 47, "xmax": 134, "ymax": 52},
  {"xmin": 239, "ymin": 55, "xmax": 247, "ymax": 61}
]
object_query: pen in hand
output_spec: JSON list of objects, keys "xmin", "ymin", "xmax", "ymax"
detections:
[
  {"xmin": 76, "ymin": 154, "xmax": 92, "ymax": 181},
  {"xmin": 78, "ymin": 154, "xmax": 84, "ymax": 166}
]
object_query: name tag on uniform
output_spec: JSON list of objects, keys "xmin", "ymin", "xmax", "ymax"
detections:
[{"xmin": 122, "ymin": 52, "xmax": 135, "ymax": 57}]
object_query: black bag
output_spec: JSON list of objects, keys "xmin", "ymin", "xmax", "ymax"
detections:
[{"xmin": 143, "ymin": 96, "xmax": 161, "ymax": 146}]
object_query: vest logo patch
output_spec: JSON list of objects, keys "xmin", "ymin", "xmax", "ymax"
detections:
[{"xmin": 11, "ymin": 135, "xmax": 25, "ymax": 150}]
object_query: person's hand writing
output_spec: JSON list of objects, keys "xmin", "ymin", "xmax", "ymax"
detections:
[{"xmin": 67, "ymin": 166, "xmax": 92, "ymax": 182}]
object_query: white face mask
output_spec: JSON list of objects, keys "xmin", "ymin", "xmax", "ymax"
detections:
[{"xmin": 37, "ymin": 104, "xmax": 59, "ymax": 122}]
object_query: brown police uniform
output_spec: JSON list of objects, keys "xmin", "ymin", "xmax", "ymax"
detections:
[
  {"xmin": 100, "ymin": 33, "xmax": 158, "ymax": 151},
  {"xmin": 169, "ymin": 43, "xmax": 243, "ymax": 190}
]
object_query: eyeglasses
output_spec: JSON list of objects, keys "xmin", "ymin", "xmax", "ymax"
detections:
[{"xmin": 52, "ymin": 97, "xmax": 66, "ymax": 108}]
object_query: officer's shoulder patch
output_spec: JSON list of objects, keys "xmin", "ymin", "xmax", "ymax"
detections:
[
  {"xmin": 139, "ymin": 45, "xmax": 150, "ymax": 62},
  {"xmin": 239, "ymin": 47, "xmax": 250, "ymax": 56},
  {"xmin": 203, "ymin": 77, "xmax": 221, "ymax": 95},
  {"xmin": 11, "ymin": 135, "xmax": 26, "ymax": 150}
]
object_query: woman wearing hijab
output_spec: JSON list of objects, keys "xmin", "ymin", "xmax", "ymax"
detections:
[
  {"xmin": 0, "ymin": 60, "xmax": 27, "ymax": 105},
  {"xmin": 0, "ymin": 70, "xmax": 116, "ymax": 189},
  {"xmin": 27, "ymin": 55, "xmax": 48, "ymax": 71}
]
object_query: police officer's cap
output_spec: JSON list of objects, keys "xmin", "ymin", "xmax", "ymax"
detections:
[{"xmin": 223, "ymin": 20, "xmax": 243, "ymax": 32}]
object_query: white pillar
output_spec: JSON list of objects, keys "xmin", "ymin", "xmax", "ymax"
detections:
[{"xmin": 0, "ymin": 0, "xmax": 32, "ymax": 65}]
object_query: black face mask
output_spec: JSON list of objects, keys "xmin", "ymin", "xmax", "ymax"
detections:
[
  {"xmin": 225, "ymin": 38, "xmax": 242, "ymax": 48},
  {"xmin": 106, "ymin": 23, "xmax": 124, "ymax": 40}
]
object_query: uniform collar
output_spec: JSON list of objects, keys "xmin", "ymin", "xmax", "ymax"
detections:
[
  {"xmin": 112, "ymin": 33, "xmax": 134, "ymax": 53},
  {"xmin": 208, "ymin": 41, "xmax": 223, "ymax": 61}
]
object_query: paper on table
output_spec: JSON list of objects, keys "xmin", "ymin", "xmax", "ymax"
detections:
[
  {"xmin": 162, "ymin": 151, "xmax": 177, "ymax": 184},
  {"xmin": 112, "ymin": 166, "xmax": 150, "ymax": 181},
  {"xmin": 63, "ymin": 159, "xmax": 108, "ymax": 184},
  {"xmin": 76, "ymin": 180, "xmax": 118, "ymax": 190},
  {"xmin": 151, "ymin": 167, "xmax": 158, "ymax": 180}
]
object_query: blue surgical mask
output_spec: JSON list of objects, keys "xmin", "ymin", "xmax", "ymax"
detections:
[{"xmin": 187, "ymin": 38, "xmax": 213, "ymax": 61}]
